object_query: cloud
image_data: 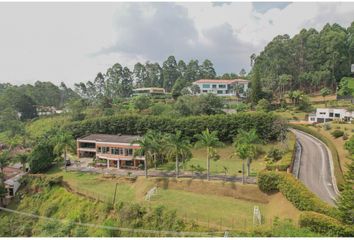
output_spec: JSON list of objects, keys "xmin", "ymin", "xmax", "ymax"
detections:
[{"xmin": 0, "ymin": 2, "xmax": 353, "ymax": 86}]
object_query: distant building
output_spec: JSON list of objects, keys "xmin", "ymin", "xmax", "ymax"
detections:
[
  {"xmin": 77, "ymin": 134, "xmax": 145, "ymax": 170},
  {"xmin": 308, "ymin": 108, "xmax": 354, "ymax": 123},
  {"xmin": 4, "ymin": 173, "xmax": 25, "ymax": 198},
  {"xmin": 132, "ymin": 87, "xmax": 166, "ymax": 97},
  {"xmin": 36, "ymin": 106, "xmax": 62, "ymax": 116},
  {"xmin": 192, "ymin": 79, "xmax": 249, "ymax": 97}
]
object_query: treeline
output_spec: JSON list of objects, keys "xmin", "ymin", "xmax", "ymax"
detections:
[
  {"xmin": 0, "ymin": 81, "xmax": 78, "ymax": 135},
  {"xmin": 253, "ymin": 21, "xmax": 354, "ymax": 94},
  {"xmin": 65, "ymin": 112, "xmax": 285, "ymax": 143},
  {"xmin": 74, "ymin": 56, "xmax": 242, "ymax": 102}
]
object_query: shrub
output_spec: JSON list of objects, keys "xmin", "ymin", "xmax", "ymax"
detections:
[
  {"xmin": 265, "ymin": 148, "xmax": 283, "ymax": 162},
  {"xmin": 323, "ymin": 123, "xmax": 332, "ymax": 130},
  {"xmin": 342, "ymin": 132, "xmax": 349, "ymax": 140},
  {"xmin": 331, "ymin": 130, "xmax": 344, "ymax": 138},
  {"xmin": 257, "ymin": 171, "xmax": 337, "ymax": 218},
  {"xmin": 299, "ymin": 211, "xmax": 354, "ymax": 237}
]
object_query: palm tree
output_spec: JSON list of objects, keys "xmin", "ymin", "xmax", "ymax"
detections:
[
  {"xmin": 194, "ymin": 129, "xmax": 223, "ymax": 181},
  {"xmin": 166, "ymin": 130, "xmax": 191, "ymax": 178},
  {"xmin": 14, "ymin": 152, "xmax": 29, "ymax": 172},
  {"xmin": 52, "ymin": 131, "xmax": 75, "ymax": 171},
  {"xmin": 132, "ymin": 131, "xmax": 156, "ymax": 178},
  {"xmin": 233, "ymin": 129, "xmax": 260, "ymax": 184}
]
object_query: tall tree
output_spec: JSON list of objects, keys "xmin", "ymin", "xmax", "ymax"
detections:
[
  {"xmin": 162, "ymin": 56, "xmax": 179, "ymax": 92},
  {"xmin": 250, "ymin": 65, "xmax": 263, "ymax": 105},
  {"xmin": 166, "ymin": 130, "xmax": 191, "ymax": 178},
  {"xmin": 200, "ymin": 59, "xmax": 216, "ymax": 79},
  {"xmin": 194, "ymin": 129, "xmax": 223, "ymax": 181}
]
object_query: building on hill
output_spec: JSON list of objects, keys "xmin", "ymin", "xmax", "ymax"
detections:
[
  {"xmin": 77, "ymin": 134, "xmax": 145, "ymax": 170},
  {"xmin": 132, "ymin": 87, "xmax": 166, "ymax": 96},
  {"xmin": 36, "ymin": 105, "xmax": 62, "ymax": 116},
  {"xmin": 308, "ymin": 108, "xmax": 354, "ymax": 123},
  {"xmin": 192, "ymin": 79, "xmax": 249, "ymax": 97}
]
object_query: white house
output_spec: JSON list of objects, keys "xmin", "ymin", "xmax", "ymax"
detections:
[
  {"xmin": 193, "ymin": 79, "xmax": 249, "ymax": 97},
  {"xmin": 308, "ymin": 108, "xmax": 354, "ymax": 123}
]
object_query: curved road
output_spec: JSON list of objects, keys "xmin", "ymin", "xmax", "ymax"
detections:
[{"xmin": 291, "ymin": 129, "xmax": 339, "ymax": 205}]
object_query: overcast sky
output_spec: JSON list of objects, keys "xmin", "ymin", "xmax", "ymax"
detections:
[{"xmin": 1, "ymin": 2, "xmax": 354, "ymax": 87}]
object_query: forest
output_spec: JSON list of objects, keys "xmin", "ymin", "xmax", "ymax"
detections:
[{"xmin": 252, "ymin": 21, "xmax": 354, "ymax": 95}]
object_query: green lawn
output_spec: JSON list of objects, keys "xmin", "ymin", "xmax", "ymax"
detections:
[{"xmin": 157, "ymin": 133, "xmax": 295, "ymax": 176}]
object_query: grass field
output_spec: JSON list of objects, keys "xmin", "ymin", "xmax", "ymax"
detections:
[
  {"xmin": 47, "ymin": 168, "xmax": 300, "ymax": 229},
  {"xmin": 157, "ymin": 132, "xmax": 295, "ymax": 176},
  {"xmin": 308, "ymin": 123, "xmax": 354, "ymax": 173}
]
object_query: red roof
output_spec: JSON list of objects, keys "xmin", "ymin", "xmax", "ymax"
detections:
[{"xmin": 194, "ymin": 79, "xmax": 249, "ymax": 84}]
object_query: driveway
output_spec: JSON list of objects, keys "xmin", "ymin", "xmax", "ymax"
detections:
[{"xmin": 291, "ymin": 129, "xmax": 339, "ymax": 205}]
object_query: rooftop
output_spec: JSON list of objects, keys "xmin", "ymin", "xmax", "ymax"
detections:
[
  {"xmin": 194, "ymin": 79, "xmax": 250, "ymax": 84},
  {"xmin": 78, "ymin": 134, "xmax": 141, "ymax": 143}
]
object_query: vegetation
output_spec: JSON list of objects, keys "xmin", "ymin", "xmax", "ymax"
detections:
[
  {"xmin": 194, "ymin": 129, "xmax": 223, "ymax": 180},
  {"xmin": 258, "ymin": 171, "xmax": 337, "ymax": 218},
  {"xmin": 253, "ymin": 22, "xmax": 354, "ymax": 95}
]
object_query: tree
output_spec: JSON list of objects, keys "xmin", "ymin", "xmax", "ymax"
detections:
[
  {"xmin": 197, "ymin": 93, "xmax": 224, "ymax": 115},
  {"xmin": 256, "ymin": 99, "xmax": 271, "ymax": 112},
  {"xmin": 233, "ymin": 129, "xmax": 260, "ymax": 183},
  {"xmin": 278, "ymin": 74, "xmax": 292, "ymax": 98},
  {"xmin": 194, "ymin": 129, "xmax": 223, "ymax": 181},
  {"xmin": 166, "ymin": 130, "xmax": 191, "ymax": 178},
  {"xmin": 239, "ymin": 68, "xmax": 246, "ymax": 77},
  {"xmin": 320, "ymin": 87, "xmax": 331, "ymax": 106},
  {"xmin": 337, "ymin": 184, "xmax": 354, "ymax": 224},
  {"xmin": 65, "ymin": 99, "xmax": 86, "ymax": 121},
  {"xmin": 14, "ymin": 152, "xmax": 29, "ymax": 172},
  {"xmin": 0, "ymin": 150, "xmax": 11, "ymax": 180},
  {"xmin": 133, "ymin": 95, "xmax": 151, "ymax": 112},
  {"xmin": 51, "ymin": 131, "xmax": 75, "ymax": 171},
  {"xmin": 250, "ymin": 65, "xmax": 263, "ymax": 105},
  {"xmin": 162, "ymin": 56, "xmax": 179, "ymax": 92},
  {"xmin": 200, "ymin": 59, "xmax": 216, "ymax": 79},
  {"xmin": 131, "ymin": 131, "xmax": 159, "ymax": 178}
]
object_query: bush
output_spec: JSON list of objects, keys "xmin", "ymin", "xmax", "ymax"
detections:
[
  {"xmin": 65, "ymin": 112, "xmax": 285, "ymax": 143},
  {"xmin": 299, "ymin": 211, "xmax": 354, "ymax": 237},
  {"xmin": 323, "ymin": 123, "xmax": 332, "ymax": 130},
  {"xmin": 331, "ymin": 130, "xmax": 344, "ymax": 138},
  {"xmin": 257, "ymin": 171, "xmax": 337, "ymax": 217}
]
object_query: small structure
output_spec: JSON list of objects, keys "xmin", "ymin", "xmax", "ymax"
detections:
[
  {"xmin": 192, "ymin": 79, "xmax": 249, "ymax": 97},
  {"xmin": 4, "ymin": 173, "xmax": 25, "ymax": 198},
  {"xmin": 77, "ymin": 134, "xmax": 145, "ymax": 170},
  {"xmin": 308, "ymin": 108, "xmax": 354, "ymax": 123},
  {"xmin": 132, "ymin": 87, "xmax": 166, "ymax": 97},
  {"xmin": 145, "ymin": 186, "xmax": 157, "ymax": 201},
  {"xmin": 253, "ymin": 206, "xmax": 262, "ymax": 226}
]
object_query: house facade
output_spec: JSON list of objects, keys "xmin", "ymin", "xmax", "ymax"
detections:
[
  {"xmin": 193, "ymin": 79, "xmax": 250, "ymax": 97},
  {"xmin": 308, "ymin": 108, "xmax": 354, "ymax": 123},
  {"xmin": 77, "ymin": 134, "xmax": 145, "ymax": 170},
  {"xmin": 132, "ymin": 87, "xmax": 166, "ymax": 96}
]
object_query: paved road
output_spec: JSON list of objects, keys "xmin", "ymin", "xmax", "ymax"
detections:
[{"xmin": 291, "ymin": 129, "xmax": 339, "ymax": 205}]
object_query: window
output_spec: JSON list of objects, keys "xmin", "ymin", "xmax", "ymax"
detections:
[
  {"xmin": 202, "ymin": 84, "xmax": 210, "ymax": 88},
  {"xmin": 102, "ymin": 147, "xmax": 110, "ymax": 154},
  {"xmin": 217, "ymin": 90, "xmax": 223, "ymax": 94},
  {"xmin": 219, "ymin": 84, "xmax": 226, "ymax": 88},
  {"xmin": 319, "ymin": 112, "xmax": 326, "ymax": 115},
  {"xmin": 335, "ymin": 113, "xmax": 340, "ymax": 118},
  {"xmin": 310, "ymin": 118, "xmax": 315, "ymax": 121},
  {"xmin": 202, "ymin": 90, "xmax": 208, "ymax": 93},
  {"xmin": 212, "ymin": 84, "xmax": 217, "ymax": 88},
  {"xmin": 329, "ymin": 113, "xmax": 334, "ymax": 117}
]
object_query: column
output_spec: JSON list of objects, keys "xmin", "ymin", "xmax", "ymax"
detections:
[
  {"xmin": 107, "ymin": 159, "xmax": 110, "ymax": 168},
  {"xmin": 117, "ymin": 160, "xmax": 120, "ymax": 169}
]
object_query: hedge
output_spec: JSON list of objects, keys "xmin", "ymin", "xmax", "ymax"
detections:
[
  {"xmin": 64, "ymin": 112, "xmax": 285, "ymax": 143},
  {"xmin": 299, "ymin": 211, "xmax": 354, "ymax": 237},
  {"xmin": 258, "ymin": 171, "xmax": 338, "ymax": 218},
  {"xmin": 289, "ymin": 124, "xmax": 344, "ymax": 189}
]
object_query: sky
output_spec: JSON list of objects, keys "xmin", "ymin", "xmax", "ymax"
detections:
[{"xmin": 0, "ymin": 2, "xmax": 354, "ymax": 87}]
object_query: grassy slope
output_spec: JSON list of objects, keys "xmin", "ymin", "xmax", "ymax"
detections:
[{"xmin": 47, "ymin": 168, "xmax": 300, "ymax": 230}]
